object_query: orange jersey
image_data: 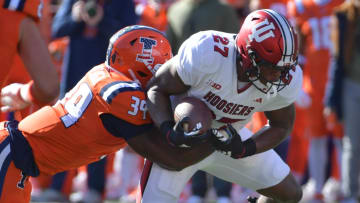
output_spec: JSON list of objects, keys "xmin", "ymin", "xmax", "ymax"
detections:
[
  {"xmin": 287, "ymin": 0, "xmax": 343, "ymax": 98},
  {"xmin": 0, "ymin": 2, "xmax": 42, "ymax": 88},
  {"xmin": 18, "ymin": 64, "xmax": 153, "ymax": 175},
  {"xmin": 288, "ymin": 0, "xmax": 343, "ymax": 137},
  {"xmin": 258, "ymin": 0, "xmax": 288, "ymax": 16},
  {"xmin": 1, "ymin": 0, "xmax": 41, "ymax": 20}
]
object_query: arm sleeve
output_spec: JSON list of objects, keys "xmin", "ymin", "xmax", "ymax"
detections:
[{"xmin": 100, "ymin": 113, "xmax": 153, "ymax": 140}]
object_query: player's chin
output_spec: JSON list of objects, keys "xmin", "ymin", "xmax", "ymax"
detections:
[{"xmin": 266, "ymin": 76, "xmax": 281, "ymax": 83}]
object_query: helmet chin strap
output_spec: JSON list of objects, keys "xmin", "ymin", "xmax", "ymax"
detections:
[
  {"xmin": 245, "ymin": 48, "xmax": 289, "ymax": 96},
  {"xmin": 128, "ymin": 69, "xmax": 141, "ymax": 85},
  {"xmin": 251, "ymin": 77, "xmax": 277, "ymax": 97},
  {"xmin": 105, "ymin": 64, "xmax": 142, "ymax": 86},
  {"xmin": 106, "ymin": 64, "xmax": 121, "ymax": 74}
]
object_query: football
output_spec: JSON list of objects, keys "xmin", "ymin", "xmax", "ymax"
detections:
[{"xmin": 173, "ymin": 97, "xmax": 212, "ymax": 134}]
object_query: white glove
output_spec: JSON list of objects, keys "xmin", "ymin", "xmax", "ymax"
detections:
[
  {"xmin": 1, "ymin": 83, "xmax": 31, "ymax": 113},
  {"xmin": 212, "ymin": 128, "xmax": 232, "ymax": 143},
  {"xmin": 295, "ymin": 89, "xmax": 312, "ymax": 109}
]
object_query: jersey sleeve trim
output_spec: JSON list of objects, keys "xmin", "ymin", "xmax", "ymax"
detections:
[
  {"xmin": 100, "ymin": 81, "xmax": 142, "ymax": 104},
  {"xmin": 3, "ymin": 0, "xmax": 26, "ymax": 11}
]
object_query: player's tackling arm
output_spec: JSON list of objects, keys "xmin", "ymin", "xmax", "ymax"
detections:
[
  {"xmin": 19, "ymin": 17, "xmax": 60, "ymax": 104},
  {"xmin": 146, "ymin": 57, "xmax": 190, "ymax": 128},
  {"xmin": 1, "ymin": 17, "xmax": 60, "ymax": 113},
  {"xmin": 252, "ymin": 103, "xmax": 296, "ymax": 153},
  {"xmin": 127, "ymin": 126, "xmax": 214, "ymax": 171}
]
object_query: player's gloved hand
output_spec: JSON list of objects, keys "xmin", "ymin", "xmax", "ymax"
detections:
[
  {"xmin": 211, "ymin": 124, "xmax": 256, "ymax": 159},
  {"xmin": 1, "ymin": 83, "xmax": 31, "ymax": 113},
  {"xmin": 160, "ymin": 117, "xmax": 212, "ymax": 148}
]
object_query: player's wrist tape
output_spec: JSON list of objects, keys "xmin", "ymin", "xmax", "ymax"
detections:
[
  {"xmin": 233, "ymin": 138, "xmax": 256, "ymax": 159},
  {"xmin": 160, "ymin": 120, "xmax": 178, "ymax": 146},
  {"xmin": 20, "ymin": 81, "xmax": 48, "ymax": 107}
]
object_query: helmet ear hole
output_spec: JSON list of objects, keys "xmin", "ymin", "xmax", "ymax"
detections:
[
  {"xmin": 130, "ymin": 38, "xmax": 137, "ymax": 46},
  {"xmin": 111, "ymin": 53, "xmax": 116, "ymax": 64},
  {"xmin": 137, "ymin": 70, "xmax": 149, "ymax": 77}
]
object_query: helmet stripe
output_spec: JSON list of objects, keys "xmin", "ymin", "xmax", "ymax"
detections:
[
  {"xmin": 277, "ymin": 13, "xmax": 295, "ymax": 64},
  {"xmin": 109, "ymin": 25, "xmax": 166, "ymax": 45},
  {"xmin": 263, "ymin": 9, "xmax": 295, "ymax": 66},
  {"xmin": 263, "ymin": 9, "xmax": 293, "ymax": 62},
  {"xmin": 276, "ymin": 11, "xmax": 295, "ymax": 60}
]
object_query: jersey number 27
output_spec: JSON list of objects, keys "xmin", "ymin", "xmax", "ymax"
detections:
[{"xmin": 213, "ymin": 35, "xmax": 229, "ymax": 57}]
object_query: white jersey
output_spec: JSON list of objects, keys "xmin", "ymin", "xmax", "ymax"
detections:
[
  {"xmin": 140, "ymin": 30, "xmax": 299, "ymax": 202},
  {"xmin": 175, "ymin": 30, "xmax": 303, "ymax": 130}
]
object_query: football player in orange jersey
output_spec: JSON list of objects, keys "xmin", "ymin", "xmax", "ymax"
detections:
[
  {"xmin": 1, "ymin": 1, "xmax": 60, "ymax": 196},
  {"xmin": 1, "ymin": 0, "xmax": 41, "ymax": 19},
  {"xmin": 287, "ymin": 0, "xmax": 344, "ymax": 201},
  {"xmin": 0, "ymin": 25, "xmax": 214, "ymax": 203},
  {"xmin": 255, "ymin": 0, "xmax": 288, "ymax": 16},
  {"xmin": 0, "ymin": 0, "xmax": 59, "ymax": 113}
]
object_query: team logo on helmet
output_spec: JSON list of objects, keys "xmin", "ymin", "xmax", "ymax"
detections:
[
  {"xmin": 136, "ymin": 37, "xmax": 157, "ymax": 74},
  {"xmin": 248, "ymin": 19, "xmax": 276, "ymax": 43}
]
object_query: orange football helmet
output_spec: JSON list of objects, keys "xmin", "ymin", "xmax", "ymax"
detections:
[{"xmin": 106, "ymin": 25, "xmax": 172, "ymax": 88}]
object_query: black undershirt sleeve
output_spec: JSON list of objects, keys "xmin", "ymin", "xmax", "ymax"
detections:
[{"xmin": 100, "ymin": 113, "xmax": 153, "ymax": 140}]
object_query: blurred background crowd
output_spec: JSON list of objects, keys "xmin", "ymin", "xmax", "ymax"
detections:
[{"xmin": 2, "ymin": 0, "xmax": 360, "ymax": 202}]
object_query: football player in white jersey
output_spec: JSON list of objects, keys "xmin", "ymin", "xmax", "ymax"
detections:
[{"xmin": 141, "ymin": 9, "xmax": 303, "ymax": 203}]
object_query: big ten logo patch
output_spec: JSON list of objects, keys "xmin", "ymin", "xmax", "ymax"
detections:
[{"xmin": 207, "ymin": 79, "xmax": 222, "ymax": 90}]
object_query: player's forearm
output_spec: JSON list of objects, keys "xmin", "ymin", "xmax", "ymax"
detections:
[
  {"xmin": 251, "ymin": 126, "xmax": 291, "ymax": 154},
  {"xmin": 147, "ymin": 141, "xmax": 214, "ymax": 171},
  {"xmin": 130, "ymin": 127, "xmax": 211, "ymax": 171},
  {"xmin": 146, "ymin": 87, "xmax": 174, "ymax": 128},
  {"xmin": 20, "ymin": 18, "xmax": 60, "ymax": 104}
]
